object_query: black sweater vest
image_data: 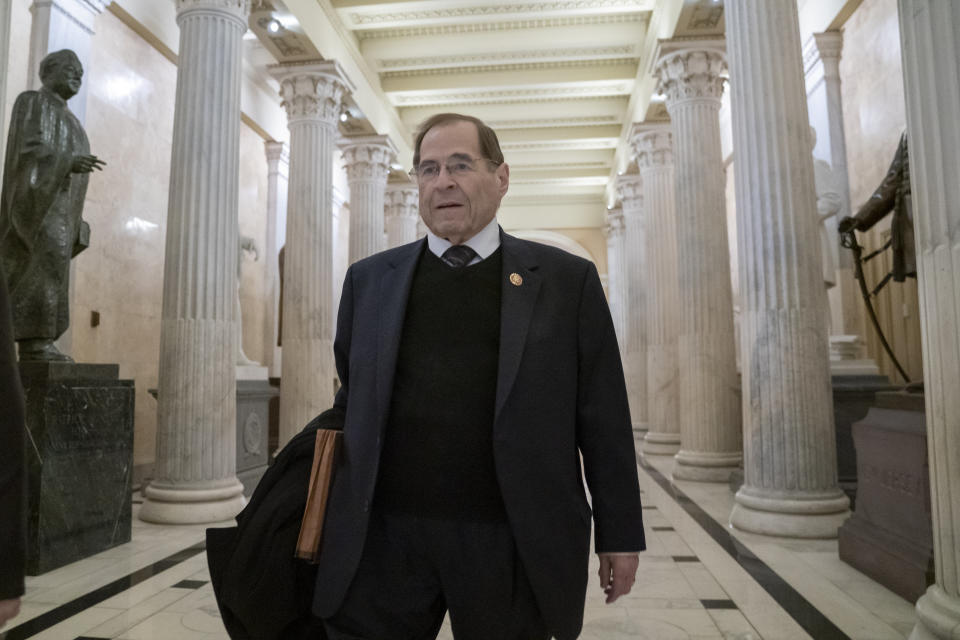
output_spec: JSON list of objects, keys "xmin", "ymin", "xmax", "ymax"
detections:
[{"xmin": 375, "ymin": 247, "xmax": 506, "ymax": 521}]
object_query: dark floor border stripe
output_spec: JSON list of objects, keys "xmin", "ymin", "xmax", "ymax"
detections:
[
  {"xmin": 638, "ymin": 456, "xmax": 852, "ymax": 640},
  {"xmin": 5, "ymin": 542, "xmax": 206, "ymax": 640}
]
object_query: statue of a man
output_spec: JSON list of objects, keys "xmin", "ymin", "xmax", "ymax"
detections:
[
  {"xmin": 838, "ymin": 132, "xmax": 915, "ymax": 282},
  {"xmin": 0, "ymin": 49, "xmax": 104, "ymax": 361}
]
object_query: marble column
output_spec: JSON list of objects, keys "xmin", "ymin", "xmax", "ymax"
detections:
[
  {"xmin": 27, "ymin": 0, "xmax": 106, "ymax": 124},
  {"xmin": 899, "ymin": 2, "xmax": 960, "ymax": 636},
  {"xmin": 269, "ymin": 61, "xmax": 354, "ymax": 447},
  {"xmin": 725, "ymin": 0, "xmax": 849, "ymax": 537},
  {"xmin": 655, "ymin": 42, "xmax": 741, "ymax": 479},
  {"xmin": 416, "ymin": 218, "xmax": 427, "ymax": 239},
  {"xmin": 615, "ymin": 174, "xmax": 648, "ymax": 438},
  {"xmin": 0, "ymin": 0, "xmax": 11, "ymax": 156},
  {"xmin": 804, "ymin": 30, "xmax": 869, "ymax": 366},
  {"xmin": 263, "ymin": 141, "xmax": 288, "ymax": 377},
  {"xmin": 141, "ymin": 0, "xmax": 249, "ymax": 524},
  {"xmin": 604, "ymin": 205, "xmax": 626, "ymax": 350},
  {"xmin": 339, "ymin": 135, "xmax": 396, "ymax": 263},
  {"xmin": 385, "ymin": 183, "xmax": 418, "ymax": 248},
  {"xmin": 631, "ymin": 123, "xmax": 682, "ymax": 458}
]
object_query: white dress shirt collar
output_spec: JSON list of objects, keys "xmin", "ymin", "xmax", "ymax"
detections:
[{"xmin": 425, "ymin": 216, "xmax": 501, "ymax": 265}]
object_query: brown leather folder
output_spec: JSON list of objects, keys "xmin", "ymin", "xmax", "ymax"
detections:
[{"xmin": 295, "ymin": 428, "xmax": 342, "ymax": 563}]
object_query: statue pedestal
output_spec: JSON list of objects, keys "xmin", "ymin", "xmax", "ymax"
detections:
[
  {"xmin": 838, "ymin": 391, "xmax": 934, "ymax": 603},
  {"xmin": 831, "ymin": 374, "xmax": 900, "ymax": 505},
  {"xmin": 236, "ymin": 379, "xmax": 278, "ymax": 495},
  {"xmin": 19, "ymin": 362, "xmax": 135, "ymax": 575}
]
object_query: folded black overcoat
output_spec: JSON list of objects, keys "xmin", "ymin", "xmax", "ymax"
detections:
[{"xmin": 206, "ymin": 407, "xmax": 344, "ymax": 640}]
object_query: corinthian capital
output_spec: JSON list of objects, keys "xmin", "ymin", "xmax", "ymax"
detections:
[
  {"xmin": 605, "ymin": 206, "xmax": 625, "ymax": 237},
  {"xmin": 339, "ymin": 135, "xmax": 398, "ymax": 183},
  {"xmin": 269, "ymin": 60, "xmax": 356, "ymax": 125},
  {"xmin": 629, "ymin": 123, "xmax": 674, "ymax": 169},
  {"xmin": 615, "ymin": 174, "xmax": 643, "ymax": 213},
  {"xmin": 655, "ymin": 47, "xmax": 727, "ymax": 106},
  {"xmin": 385, "ymin": 184, "xmax": 419, "ymax": 220}
]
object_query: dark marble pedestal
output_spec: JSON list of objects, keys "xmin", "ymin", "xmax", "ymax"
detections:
[
  {"xmin": 832, "ymin": 374, "xmax": 900, "ymax": 505},
  {"xmin": 236, "ymin": 379, "xmax": 279, "ymax": 495},
  {"xmin": 838, "ymin": 391, "xmax": 933, "ymax": 603},
  {"xmin": 19, "ymin": 362, "xmax": 135, "ymax": 575}
]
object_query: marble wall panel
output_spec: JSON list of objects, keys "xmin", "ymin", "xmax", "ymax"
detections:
[
  {"xmin": 70, "ymin": 9, "xmax": 178, "ymax": 470},
  {"xmin": 2, "ymin": 0, "xmax": 31, "ymax": 133}
]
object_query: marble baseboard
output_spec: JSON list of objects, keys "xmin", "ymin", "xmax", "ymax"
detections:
[{"xmin": 19, "ymin": 362, "xmax": 135, "ymax": 575}]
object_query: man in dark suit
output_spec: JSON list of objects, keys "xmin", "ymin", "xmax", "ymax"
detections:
[
  {"xmin": 314, "ymin": 113, "xmax": 644, "ymax": 640},
  {"xmin": 0, "ymin": 266, "xmax": 26, "ymax": 630}
]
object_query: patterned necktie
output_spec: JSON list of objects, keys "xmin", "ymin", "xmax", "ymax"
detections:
[{"xmin": 440, "ymin": 245, "xmax": 478, "ymax": 268}]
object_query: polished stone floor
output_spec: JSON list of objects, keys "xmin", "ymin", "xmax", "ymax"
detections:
[{"xmin": 2, "ymin": 451, "xmax": 917, "ymax": 640}]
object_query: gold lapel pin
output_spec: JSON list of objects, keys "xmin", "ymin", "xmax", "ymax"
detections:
[{"xmin": 509, "ymin": 273, "xmax": 523, "ymax": 286}]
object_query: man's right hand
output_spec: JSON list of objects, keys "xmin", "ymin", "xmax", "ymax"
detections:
[
  {"xmin": 0, "ymin": 597, "xmax": 21, "ymax": 629},
  {"xmin": 71, "ymin": 154, "xmax": 106, "ymax": 173}
]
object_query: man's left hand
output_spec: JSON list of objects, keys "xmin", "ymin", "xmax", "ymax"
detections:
[{"xmin": 597, "ymin": 553, "xmax": 639, "ymax": 604}]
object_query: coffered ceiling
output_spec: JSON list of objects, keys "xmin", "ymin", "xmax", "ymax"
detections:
[{"xmin": 253, "ymin": 0, "xmax": 726, "ymax": 213}]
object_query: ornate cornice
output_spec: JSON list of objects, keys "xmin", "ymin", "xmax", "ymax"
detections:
[
  {"xmin": 502, "ymin": 139, "xmax": 617, "ymax": 151},
  {"xmin": 269, "ymin": 61, "xmax": 355, "ymax": 124},
  {"xmin": 630, "ymin": 124, "xmax": 673, "ymax": 169},
  {"xmin": 615, "ymin": 174, "xmax": 643, "ymax": 210},
  {"xmin": 488, "ymin": 115, "xmax": 618, "ymax": 129},
  {"xmin": 382, "ymin": 57, "xmax": 639, "ymax": 79},
  {"xmin": 338, "ymin": 136, "xmax": 397, "ymax": 183},
  {"xmin": 378, "ymin": 46, "xmax": 636, "ymax": 71},
  {"xmin": 350, "ymin": 1, "xmax": 647, "ymax": 26},
  {"xmin": 655, "ymin": 48, "xmax": 727, "ymax": 106},
  {"xmin": 357, "ymin": 14, "xmax": 643, "ymax": 40},
  {"xmin": 393, "ymin": 84, "xmax": 631, "ymax": 106}
]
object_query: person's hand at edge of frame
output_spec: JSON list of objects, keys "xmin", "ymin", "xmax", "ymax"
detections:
[
  {"xmin": 0, "ymin": 597, "xmax": 22, "ymax": 629},
  {"xmin": 597, "ymin": 553, "xmax": 639, "ymax": 604}
]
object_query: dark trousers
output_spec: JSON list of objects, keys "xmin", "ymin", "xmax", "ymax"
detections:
[{"xmin": 323, "ymin": 511, "xmax": 549, "ymax": 640}]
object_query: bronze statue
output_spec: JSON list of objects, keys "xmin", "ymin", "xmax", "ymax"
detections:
[
  {"xmin": 0, "ymin": 49, "xmax": 105, "ymax": 361},
  {"xmin": 838, "ymin": 132, "xmax": 915, "ymax": 282}
]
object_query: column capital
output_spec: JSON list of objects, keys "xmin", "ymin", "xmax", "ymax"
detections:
[
  {"xmin": 654, "ymin": 45, "xmax": 727, "ymax": 106},
  {"xmin": 269, "ymin": 60, "xmax": 356, "ymax": 126},
  {"xmin": 339, "ymin": 134, "xmax": 398, "ymax": 183},
  {"xmin": 605, "ymin": 206, "xmax": 625, "ymax": 235},
  {"xmin": 615, "ymin": 174, "xmax": 643, "ymax": 213},
  {"xmin": 264, "ymin": 140, "xmax": 287, "ymax": 166},
  {"xmin": 176, "ymin": 0, "xmax": 250, "ymax": 24},
  {"xmin": 813, "ymin": 31, "xmax": 843, "ymax": 62},
  {"xmin": 385, "ymin": 182, "xmax": 418, "ymax": 219},
  {"xmin": 629, "ymin": 122, "xmax": 674, "ymax": 169}
]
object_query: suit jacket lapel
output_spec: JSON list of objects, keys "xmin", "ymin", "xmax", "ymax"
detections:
[
  {"xmin": 376, "ymin": 240, "xmax": 425, "ymax": 431},
  {"xmin": 496, "ymin": 231, "xmax": 541, "ymax": 422}
]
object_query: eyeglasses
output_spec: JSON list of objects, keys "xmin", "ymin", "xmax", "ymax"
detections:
[{"xmin": 409, "ymin": 154, "xmax": 501, "ymax": 183}]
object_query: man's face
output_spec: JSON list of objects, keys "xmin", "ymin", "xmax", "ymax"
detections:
[
  {"xmin": 44, "ymin": 59, "xmax": 83, "ymax": 100},
  {"xmin": 416, "ymin": 120, "xmax": 509, "ymax": 245}
]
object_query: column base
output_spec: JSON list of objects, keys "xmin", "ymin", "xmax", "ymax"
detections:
[
  {"xmin": 910, "ymin": 586, "xmax": 960, "ymax": 640},
  {"xmin": 632, "ymin": 421, "xmax": 648, "ymax": 440},
  {"xmin": 672, "ymin": 450, "xmax": 742, "ymax": 482},
  {"xmin": 730, "ymin": 485, "xmax": 850, "ymax": 538},
  {"xmin": 642, "ymin": 431, "xmax": 681, "ymax": 456},
  {"xmin": 140, "ymin": 479, "xmax": 246, "ymax": 524}
]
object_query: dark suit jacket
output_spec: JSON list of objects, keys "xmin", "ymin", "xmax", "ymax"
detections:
[
  {"xmin": 0, "ymin": 267, "xmax": 26, "ymax": 600},
  {"xmin": 312, "ymin": 230, "xmax": 644, "ymax": 640}
]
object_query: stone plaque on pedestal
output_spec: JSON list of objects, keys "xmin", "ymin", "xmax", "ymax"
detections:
[
  {"xmin": 838, "ymin": 391, "xmax": 933, "ymax": 603},
  {"xmin": 19, "ymin": 362, "xmax": 135, "ymax": 575},
  {"xmin": 236, "ymin": 379, "xmax": 278, "ymax": 495}
]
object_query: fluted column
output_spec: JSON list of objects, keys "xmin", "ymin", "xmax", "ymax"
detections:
[
  {"xmin": 141, "ymin": 0, "xmax": 249, "ymax": 524},
  {"xmin": 385, "ymin": 182, "xmax": 419, "ymax": 248},
  {"xmin": 726, "ymin": 1, "xmax": 849, "ymax": 537},
  {"xmin": 899, "ymin": 2, "xmax": 960, "ymax": 637},
  {"xmin": 616, "ymin": 174, "xmax": 648, "ymax": 438},
  {"xmin": 339, "ymin": 135, "xmax": 396, "ymax": 263},
  {"xmin": 269, "ymin": 61, "xmax": 354, "ymax": 447},
  {"xmin": 604, "ymin": 205, "xmax": 626, "ymax": 350},
  {"xmin": 631, "ymin": 124, "xmax": 681, "ymax": 457},
  {"xmin": 263, "ymin": 141, "xmax": 288, "ymax": 377},
  {"xmin": 655, "ymin": 43, "xmax": 741, "ymax": 480}
]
